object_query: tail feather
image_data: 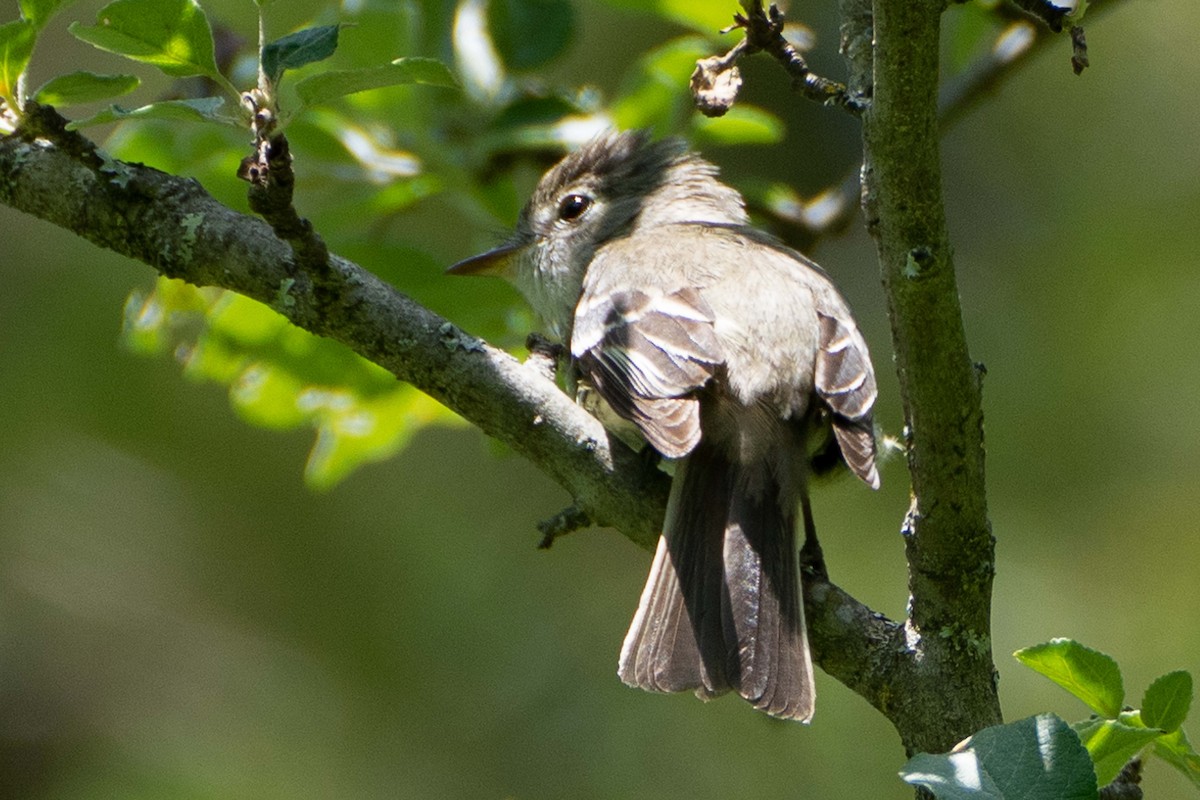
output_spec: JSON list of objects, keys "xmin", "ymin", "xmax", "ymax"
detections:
[
  {"xmin": 618, "ymin": 441, "xmax": 814, "ymax": 721},
  {"xmin": 618, "ymin": 451, "xmax": 729, "ymax": 694},
  {"xmin": 724, "ymin": 481, "xmax": 812, "ymax": 719}
]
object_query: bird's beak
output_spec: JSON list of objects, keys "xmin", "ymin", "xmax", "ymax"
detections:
[{"xmin": 446, "ymin": 241, "xmax": 526, "ymax": 278}]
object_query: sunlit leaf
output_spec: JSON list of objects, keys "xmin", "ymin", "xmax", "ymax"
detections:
[
  {"xmin": 301, "ymin": 385, "xmax": 456, "ymax": 491},
  {"xmin": 0, "ymin": 20, "xmax": 36, "ymax": 106},
  {"xmin": 597, "ymin": 0, "xmax": 735, "ymax": 36},
  {"xmin": 1142, "ymin": 670, "xmax": 1193, "ymax": 734},
  {"xmin": 69, "ymin": 0, "xmax": 221, "ymax": 81},
  {"xmin": 18, "ymin": 0, "xmax": 76, "ymax": 28},
  {"xmin": 1154, "ymin": 728, "xmax": 1200, "ymax": 790},
  {"xmin": 488, "ymin": 0, "xmax": 574, "ymax": 71},
  {"xmin": 295, "ymin": 58, "xmax": 458, "ymax": 107},
  {"xmin": 1072, "ymin": 718, "xmax": 1162, "ymax": 787},
  {"xmin": 1014, "ymin": 639, "xmax": 1124, "ymax": 718},
  {"xmin": 690, "ymin": 104, "xmax": 784, "ymax": 146},
  {"xmin": 262, "ymin": 24, "xmax": 341, "ymax": 85},
  {"xmin": 66, "ymin": 96, "xmax": 234, "ymax": 129},
  {"xmin": 611, "ymin": 36, "xmax": 710, "ymax": 135},
  {"xmin": 33, "ymin": 71, "xmax": 139, "ymax": 106},
  {"xmin": 901, "ymin": 714, "xmax": 1098, "ymax": 800},
  {"xmin": 231, "ymin": 362, "xmax": 308, "ymax": 429},
  {"xmin": 123, "ymin": 278, "xmax": 460, "ymax": 489}
]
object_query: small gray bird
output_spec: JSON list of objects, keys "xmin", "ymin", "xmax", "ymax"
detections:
[{"xmin": 449, "ymin": 131, "xmax": 878, "ymax": 721}]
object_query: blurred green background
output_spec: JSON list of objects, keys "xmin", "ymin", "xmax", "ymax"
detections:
[{"xmin": 2, "ymin": 0, "xmax": 1198, "ymax": 797}]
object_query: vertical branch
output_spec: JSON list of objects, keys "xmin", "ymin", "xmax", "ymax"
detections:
[{"xmin": 859, "ymin": 0, "xmax": 1002, "ymax": 753}]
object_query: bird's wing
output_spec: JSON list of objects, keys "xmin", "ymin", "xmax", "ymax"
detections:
[
  {"xmin": 572, "ymin": 285, "xmax": 722, "ymax": 459},
  {"xmin": 813, "ymin": 305, "xmax": 880, "ymax": 489}
]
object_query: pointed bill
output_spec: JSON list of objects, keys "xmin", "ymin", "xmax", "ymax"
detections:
[{"xmin": 446, "ymin": 241, "xmax": 526, "ymax": 277}]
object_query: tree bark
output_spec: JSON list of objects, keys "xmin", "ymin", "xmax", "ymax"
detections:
[
  {"xmin": 1, "ymin": 0, "xmax": 1008, "ymax": 760},
  {"xmin": 857, "ymin": 0, "xmax": 1003, "ymax": 753}
]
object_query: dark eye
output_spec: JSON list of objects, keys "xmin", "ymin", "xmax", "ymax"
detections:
[{"xmin": 557, "ymin": 193, "xmax": 592, "ymax": 222}]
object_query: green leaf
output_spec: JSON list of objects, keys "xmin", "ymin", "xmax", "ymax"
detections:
[
  {"xmin": 261, "ymin": 24, "xmax": 341, "ymax": 85},
  {"xmin": 124, "ymin": 278, "xmax": 461, "ymax": 490},
  {"xmin": 300, "ymin": 384, "xmax": 453, "ymax": 491},
  {"xmin": 0, "ymin": 20, "xmax": 36, "ymax": 106},
  {"xmin": 1142, "ymin": 670, "xmax": 1193, "ymax": 733},
  {"xmin": 901, "ymin": 714, "xmax": 1097, "ymax": 800},
  {"xmin": 1154, "ymin": 728, "xmax": 1200, "ymax": 790},
  {"xmin": 597, "ymin": 0, "xmax": 735, "ymax": 35},
  {"xmin": 66, "ymin": 97, "xmax": 233, "ymax": 130},
  {"xmin": 1014, "ymin": 639, "xmax": 1124, "ymax": 718},
  {"xmin": 68, "ymin": 0, "xmax": 220, "ymax": 81},
  {"xmin": 487, "ymin": 0, "xmax": 574, "ymax": 71},
  {"xmin": 18, "ymin": 0, "xmax": 76, "ymax": 28},
  {"xmin": 611, "ymin": 36, "xmax": 711, "ymax": 135},
  {"xmin": 33, "ymin": 71, "xmax": 139, "ymax": 106},
  {"xmin": 690, "ymin": 104, "xmax": 784, "ymax": 146},
  {"xmin": 1073, "ymin": 718, "xmax": 1163, "ymax": 787},
  {"xmin": 295, "ymin": 58, "xmax": 457, "ymax": 107}
]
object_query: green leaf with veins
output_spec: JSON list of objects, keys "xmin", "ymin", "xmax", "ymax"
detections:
[
  {"xmin": 66, "ymin": 97, "xmax": 235, "ymax": 130},
  {"xmin": 262, "ymin": 25, "xmax": 342, "ymax": 85},
  {"xmin": 901, "ymin": 714, "xmax": 1098, "ymax": 800},
  {"xmin": 1014, "ymin": 639, "xmax": 1124, "ymax": 718},
  {"xmin": 1072, "ymin": 717, "xmax": 1162, "ymax": 787},
  {"xmin": 1142, "ymin": 670, "xmax": 1193, "ymax": 733},
  {"xmin": 34, "ymin": 71, "xmax": 139, "ymax": 106},
  {"xmin": 69, "ymin": 0, "xmax": 222, "ymax": 82},
  {"xmin": 1154, "ymin": 728, "xmax": 1200, "ymax": 789},
  {"xmin": 295, "ymin": 58, "xmax": 457, "ymax": 107}
]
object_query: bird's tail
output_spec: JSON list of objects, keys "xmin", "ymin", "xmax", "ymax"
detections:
[{"xmin": 617, "ymin": 438, "xmax": 814, "ymax": 721}]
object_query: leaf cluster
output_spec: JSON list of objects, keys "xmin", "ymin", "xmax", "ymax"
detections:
[
  {"xmin": 2, "ymin": 0, "xmax": 794, "ymax": 486},
  {"xmin": 902, "ymin": 639, "xmax": 1200, "ymax": 798}
]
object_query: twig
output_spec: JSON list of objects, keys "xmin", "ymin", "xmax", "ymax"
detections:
[
  {"xmin": 238, "ymin": 92, "xmax": 332, "ymax": 289},
  {"xmin": 755, "ymin": 0, "xmax": 1124, "ymax": 247},
  {"xmin": 691, "ymin": 1, "xmax": 861, "ymax": 118},
  {"xmin": 537, "ymin": 506, "xmax": 592, "ymax": 549},
  {"xmin": 1070, "ymin": 25, "xmax": 1089, "ymax": 74},
  {"xmin": 1098, "ymin": 758, "xmax": 1142, "ymax": 800}
]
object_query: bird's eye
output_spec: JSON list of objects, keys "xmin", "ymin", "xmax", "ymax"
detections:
[{"xmin": 557, "ymin": 193, "xmax": 592, "ymax": 222}]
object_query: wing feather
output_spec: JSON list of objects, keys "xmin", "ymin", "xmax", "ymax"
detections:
[
  {"xmin": 572, "ymin": 287, "xmax": 722, "ymax": 459},
  {"xmin": 814, "ymin": 310, "xmax": 879, "ymax": 488}
]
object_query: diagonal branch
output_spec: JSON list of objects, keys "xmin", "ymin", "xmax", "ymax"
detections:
[
  {"xmin": 3, "ymin": 103, "xmax": 666, "ymax": 548},
  {"xmin": 0, "ymin": 104, "xmax": 907, "ymax": 708}
]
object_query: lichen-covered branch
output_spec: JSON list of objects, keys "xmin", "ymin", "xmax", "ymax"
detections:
[
  {"xmin": 856, "ymin": 0, "xmax": 1003, "ymax": 753},
  {"xmin": 2, "ymin": 104, "xmax": 668, "ymax": 548},
  {"xmin": 0, "ymin": 105, "xmax": 909, "ymax": 707}
]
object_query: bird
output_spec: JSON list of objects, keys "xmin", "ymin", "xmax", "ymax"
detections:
[{"xmin": 448, "ymin": 130, "xmax": 878, "ymax": 721}]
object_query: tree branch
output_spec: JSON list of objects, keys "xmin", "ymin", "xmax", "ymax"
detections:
[
  {"xmin": 690, "ymin": 1, "xmax": 863, "ymax": 118},
  {"xmin": 857, "ymin": 0, "xmax": 1002, "ymax": 753},
  {"xmin": 3, "ymin": 104, "xmax": 668, "ymax": 545},
  {"xmin": 0, "ymin": 105, "xmax": 904, "ymax": 709}
]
